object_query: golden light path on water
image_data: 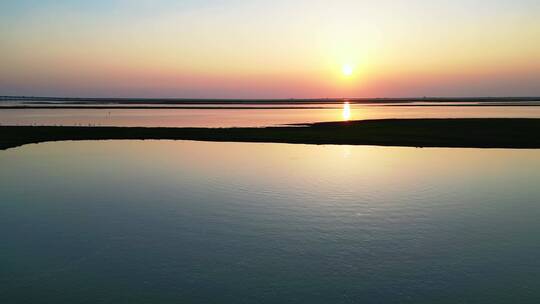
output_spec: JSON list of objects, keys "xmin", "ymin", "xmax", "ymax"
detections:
[{"xmin": 342, "ymin": 102, "xmax": 351, "ymax": 121}]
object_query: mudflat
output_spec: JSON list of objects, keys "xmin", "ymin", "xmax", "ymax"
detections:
[{"xmin": 2, "ymin": 118, "xmax": 540, "ymax": 150}]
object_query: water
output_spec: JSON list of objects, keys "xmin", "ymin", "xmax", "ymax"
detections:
[
  {"xmin": 1, "ymin": 140, "xmax": 540, "ymax": 303},
  {"xmin": 2, "ymin": 103, "xmax": 540, "ymax": 127}
]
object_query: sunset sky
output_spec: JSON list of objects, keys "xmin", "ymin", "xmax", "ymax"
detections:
[{"xmin": 1, "ymin": 0, "xmax": 539, "ymax": 98}]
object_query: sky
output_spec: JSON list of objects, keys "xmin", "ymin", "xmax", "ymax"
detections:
[{"xmin": 1, "ymin": 0, "xmax": 539, "ymax": 98}]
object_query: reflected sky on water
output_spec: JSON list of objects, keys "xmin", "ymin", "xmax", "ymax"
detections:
[{"xmin": 1, "ymin": 140, "xmax": 540, "ymax": 303}]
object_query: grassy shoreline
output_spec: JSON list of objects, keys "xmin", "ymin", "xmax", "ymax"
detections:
[{"xmin": 2, "ymin": 118, "xmax": 540, "ymax": 150}]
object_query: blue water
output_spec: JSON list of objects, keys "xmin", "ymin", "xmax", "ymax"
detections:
[{"xmin": 1, "ymin": 140, "xmax": 540, "ymax": 303}]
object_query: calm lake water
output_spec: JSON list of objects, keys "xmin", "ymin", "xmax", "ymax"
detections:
[
  {"xmin": 1, "ymin": 140, "xmax": 540, "ymax": 303},
  {"xmin": 2, "ymin": 103, "xmax": 540, "ymax": 127}
]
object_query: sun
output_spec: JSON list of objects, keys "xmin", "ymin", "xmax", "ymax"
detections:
[{"xmin": 342, "ymin": 64, "xmax": 354, "ymax": 76}]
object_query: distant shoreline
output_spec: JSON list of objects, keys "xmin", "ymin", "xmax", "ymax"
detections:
[
  {"xmin": 0, "ymin": 105, "xmax": 333, "ymax": 110},
  {"xmin": 2, "ymin": 118, "xmax": 539, "ymax": 150},
  {"xmin": 1, "ymin": 96, "xmax": 539, "ymax": 105},
  {"xmin": 1, "ymin": 103, "xmax": 540, "ymax": 110}
]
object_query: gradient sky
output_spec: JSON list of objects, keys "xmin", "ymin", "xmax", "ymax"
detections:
[{"xmin": 1, "ymin": 0, "xmax": 539, "ymax": 98}]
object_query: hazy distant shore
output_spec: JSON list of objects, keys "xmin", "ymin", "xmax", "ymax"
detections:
[
  {"xmin": 2, "ymin": 118, "xmax": 539, "ymax": 150},
  {"xmin": 0, "ymin": 105, "xmax": 333, "ymax": 110},
  {"xmin": 1, "ymin": 96, "xmax": 539, "ymax": 105},
  {"xmin": 1, "ymin": 104, "xmax": 540, "ymax": 110}
]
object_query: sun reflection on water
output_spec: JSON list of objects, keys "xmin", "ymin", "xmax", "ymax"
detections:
[{"xmin": 342, "ymin": 102, "xmax": 351, "ymax": 121}]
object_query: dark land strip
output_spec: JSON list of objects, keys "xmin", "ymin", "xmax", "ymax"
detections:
[
  {"xmin": 1, "ymin": 96, "xmax": 540, "ymax": 105},
  {"xmin": 1, "ymin": 119, "xmax": 540, "ymax": 150},
  {"xmin": 2, "ymin": 103, "xmax": 540, "ymax": 110}
]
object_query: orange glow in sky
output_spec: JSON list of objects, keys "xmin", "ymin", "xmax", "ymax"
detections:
[{"xmin": 1, "ymin": 1, "xmax": 539, "ymax": 98}]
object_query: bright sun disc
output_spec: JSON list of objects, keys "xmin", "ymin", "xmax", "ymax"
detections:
[{"xmin": 342, "ymin": 64, "xmax": 353, "ymax": 76}]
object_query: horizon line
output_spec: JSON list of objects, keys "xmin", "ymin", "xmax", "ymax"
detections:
[{"xmin": 2, "ymin": 95, "xmax": 540, "ymax": 101}]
